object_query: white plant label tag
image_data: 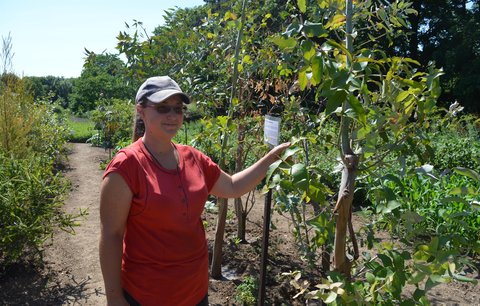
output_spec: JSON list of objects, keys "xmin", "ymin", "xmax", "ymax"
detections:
[{"xmin": 264, "ymin": 115, "xmax": 281, "ymax": 147}]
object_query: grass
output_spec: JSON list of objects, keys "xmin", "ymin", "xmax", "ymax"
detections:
[{"xmin": 66, "ymin": 116, "xmax": 96, "ymax": 143}]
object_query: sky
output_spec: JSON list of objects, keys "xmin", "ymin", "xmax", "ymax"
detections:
[{"xmin": 0, "ymin": 0, "xmax": 205, "ymax": 78}]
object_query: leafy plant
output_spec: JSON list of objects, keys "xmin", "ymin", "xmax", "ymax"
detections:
[
  {"xmin": 0, "ymin": 153, "xmax": 83, "ymax": 264},
  {"xmin": 427, "ymin": 112, "xmax": 480, "ymax": 172},
  {"xmin": 0, "ymin": 76, "xmax": 81, "ymax": 266},
  {"xmin": 89, "ymin": 98, "xmax": 134, "ymax": 156},
  {"xmin": 266, "ymin": 140, "xmax": 336, "ymax": 267},
  {"xmin": 366, "ymin": 164, "xmax": 480, "ymax": 255},
  {"xmin": 291, "ymin": 236, "xmax": 477, "ymax": 305},
  {"xmin": 235, "ymin": 275, "xmax": 258, "ymax": 306}
]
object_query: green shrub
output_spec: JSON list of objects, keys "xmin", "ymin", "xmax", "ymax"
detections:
[
  {"xmin": 89, "ymin": 98, "xmax": 134, "ymax": 151},
  {"xmin": 369, "ymin": 167, "xmax": 480, "ymax": 254},
  {"xmin": 0, "ymin": 152, "xmax": 81, "ymax": 264},
  {"xmin": 428, "ymin": 114, "xmax": 480, "ymax": 171},
  {"xmin": 235, "ymin": 275, "xmax": 257, "ymax": 305},
  {"xmin": 0, "ymin": 77, "xmax": 78, "ymax": 265}
]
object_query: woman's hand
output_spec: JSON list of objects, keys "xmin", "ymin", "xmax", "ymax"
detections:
[{"xmin": 266, "ymin": 142, "xmax": 291, "ymax": 163}]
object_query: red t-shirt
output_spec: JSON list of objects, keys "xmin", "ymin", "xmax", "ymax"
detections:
[{"xmin": 103, "ymin": 139, "xmax": 221, "ymax": 306}]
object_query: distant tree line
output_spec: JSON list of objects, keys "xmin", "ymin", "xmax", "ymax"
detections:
[{"xmin": 388, "ymin": 0, "xmax": 479, "ymax": 113}]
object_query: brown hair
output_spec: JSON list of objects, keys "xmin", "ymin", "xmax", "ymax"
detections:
[{"xmin": 132, "ymin": 99, "xmax": 147, "ymax": 142}]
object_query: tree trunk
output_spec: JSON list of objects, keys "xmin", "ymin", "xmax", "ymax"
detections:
[
  {"xmin": 210, "ymin": 0, "xmax": 247, "ymax": 280},
  {"xmin": 211, "ymin": 197, "xmax": 228, "ymax": 279},
  {"xmin": 332, "ymin": 154, "xmax": 358, "ymax": 277},
  {"xmin": 235, "ymin": 197, "xmax": 246, "ymax": 242},
  {"xmin": 234, "ymin": 122, "xmax": 247, "ymax": 241}
]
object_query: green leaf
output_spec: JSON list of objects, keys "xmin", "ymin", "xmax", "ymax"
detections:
[
  {"xmin": 284, "ymin": 22, "xmax": 302, "ymax": 37},
  {"xmin": 396, "ymin": 90, "xmax": 410, "ymax": 103},
  {"xmin": 217, "ymin": 116, "xmax": 230, "ymax": 129},
  {"xmin": 453, "ymin": 167, "xmax": 480, "ymax": 182},
  {"xmin": 266, "ymin": 160, "xmax": 283, "ymax": 184},
  {"xmin": 324, "ymin": 292, "xmax": 337, "ymax": 304},
  {"xmin": 301, "ymin": 40, "xmax": 315, "ymax": 61},
  {"xmin": 413, "ymin": 288, "xmax": 426, "ymax": 300},
  {"xmin": 392, "ymin": 251, "xmax": 405, "ymax": 270},
  {"xmin": 297, "ymin": 0, "xmax": 306, "ymax": 13},
  {"xmin": 307, "ymin": 181, "xmax": 326, "ymax": 204},
  {"xmin": 299, "ymin": 70, "xmax": 309, "ymax": 91},
  {"xmin": 271, "ymin": 36, "xmax": 297, "ymax": 50},
  {"xmin": 452, "ymin": 273, "xmax": 478, "ymax": 284},
  {"xmin": 409, "ymin": 272, "xmax": 426, "ymax": 285},
  {"xmin": 283, "ymin": 147, "xmax": 302, "ymax": 160},
  {"xmin": 378, "ymin": 253, "xmax": 393, "ymax": 267},
  {"xmin": 380, "ymin": 200, "xmax": 401, "ymax": 214},
  {"xmin": 311, "ymin": 56, "xmax": 323, "ymax": 85},
  {"xmin": 450, "ymin": 186, "xmax": 478, "ymax": 196},
  {"xmin": 348, "ymin": 95, "xmax": 366, "ymax": 124},
  {"xmin": 383, "ymin": 174, "xmax": 404, "ymax": 190},
  {"xmin": 366, "ymin": 272, "xmax": 375, "ymax": 284},
  {"xmin": 429, "ymin": 274, "xmax": 450, "ymax": 284},
  {"xmin": 325, "ymin": 90, "xmax": 347, "ymax": 116},
  {"xmin": 303, "ymin": 22, "xmax": 327, "ymax": 38},
  {"xmin": 425, "ymin": 276, "xmax": 440, "ymax": 291},
  {"xmin": 291, "ymin": 163, "xmax": 309, "ymax": 191},
  {"xmin": 326, "ymin": 39, "xmax": 352, "ymax": 65}
]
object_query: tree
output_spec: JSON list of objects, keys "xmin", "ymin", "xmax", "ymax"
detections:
[
  {"xmin": 269, "ymin": 0, "xmax": 444, "ymax": 280},
  {"xmin": 23, "ymin": 76, "xmax": 74, "ymax": 108},
  {"xmin": 69, "ymin": 52, "xmax": 133, "ymax": 114},
  {"xmin": 416, "ymin": 0, "xmax": 480, "ymax": 113}
]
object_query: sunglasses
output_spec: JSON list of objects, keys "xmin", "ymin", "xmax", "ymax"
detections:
[{"xmin": 145, "ymin": 104, "xmax": 186, "ymax": 114}]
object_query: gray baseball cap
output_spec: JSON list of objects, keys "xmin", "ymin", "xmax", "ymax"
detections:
[{"xmin": 135, "ymin": 76, "xmax": 191, "ymax": 104}]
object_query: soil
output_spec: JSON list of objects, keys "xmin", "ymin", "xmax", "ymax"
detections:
[{"xmin": 1, "ymin": 143, "xmax": 478, "ymax": 305}]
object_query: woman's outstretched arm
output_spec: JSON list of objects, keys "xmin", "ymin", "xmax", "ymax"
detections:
[{"xmin": 210, "ymin": 142, "xmax": 290, "ymax": 198}]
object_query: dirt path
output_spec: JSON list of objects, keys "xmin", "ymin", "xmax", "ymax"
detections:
[{"xmin": 42, "ymin": 143, "xmax": 109, "ymax": 305}]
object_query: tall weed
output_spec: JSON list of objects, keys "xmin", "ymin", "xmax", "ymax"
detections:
[{"xmin": 0, "ymin": 77, "xmax": 77, "ymax": 265}]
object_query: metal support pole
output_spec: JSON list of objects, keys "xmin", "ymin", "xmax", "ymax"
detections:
[{"xmin": 258, "ymin": 188, "xmax": 272, "ymax": 306}]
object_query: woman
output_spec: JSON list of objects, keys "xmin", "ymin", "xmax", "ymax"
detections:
[{"xmin": 99, "ymin": 76, "xmax": 290, "ymax": 306}]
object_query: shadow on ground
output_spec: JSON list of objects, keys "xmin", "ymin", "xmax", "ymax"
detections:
[{"xmin": 0, "ymin": 261, "xmax": 103, "ymax": 305}]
